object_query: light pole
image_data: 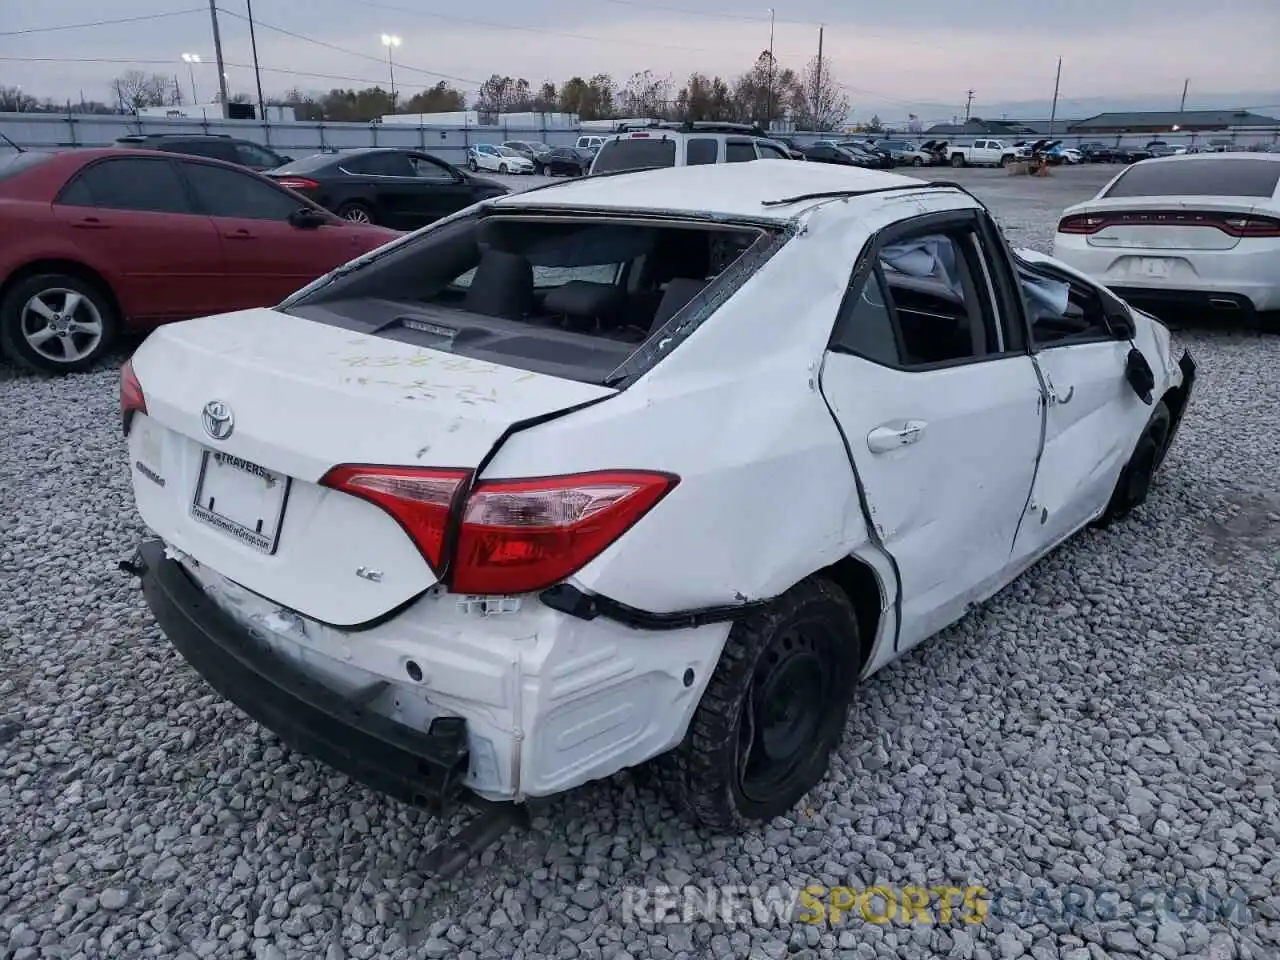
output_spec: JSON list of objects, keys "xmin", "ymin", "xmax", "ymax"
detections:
[
  {"xmin": 181, "ymin": 53, "xmax": 201, "ymax": 104},
  {"xmin": 765, "ymin": 8, "xmax": 776, "ymax": 131},
  {"xmin": 381, "ymin": 34, "xmax": 401, "ymax": 111}
]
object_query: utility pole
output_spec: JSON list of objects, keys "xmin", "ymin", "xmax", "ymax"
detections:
[
  {"xmin": 964, "ymin": 89, "xmax": 975, "ymax": 122},
  {"xmin": 207, "ymin": 0, "xmax": 229, "ymax": 116},
  {"xmin": 1179, "ymin": 78, "xmax": 1189, "ymax": 113},
  {"xmin": 812, "ymin": 24, "xmax": 824, "ymax": 126},
  {"xmin": 246, "ymin": 0, "xmax": 267, "ymax": 123},
  {"xmin": 1048, "ymin": 57, "xmax": 1062, "ymax": 137},
  {"xmin": 765, "ymin": 8, "xmax": 776, "ymax": 131}
]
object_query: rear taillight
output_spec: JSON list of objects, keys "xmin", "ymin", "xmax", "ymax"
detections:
[
  {"xmin": 451, "ymin": 470, "xmax": 678, "ymax": 595},
  {"xmin": 1219, "ymin": 215, "xmax": 1280, "ymax": 238},
  {"xmin": 1057, "ymin": 214, "xmax": 1108, "ymax": 235},
  {"xmin": 274, "ymin": 176, "xmax": 320, "ymax": 190},
  {"xmin": 321, "ymin": 466, "xmax": 678, "ymax": 593},
  {"xmin": 120, "ymin": 358, "xmax": 146, "ymax": 436},
  {"xmin": 320, "ymin": 465, "xmax": 471, "ymax": 573},
  {"xmin": 1058, "ymin": 210, "xmax": 1280, "ymax": 238}
]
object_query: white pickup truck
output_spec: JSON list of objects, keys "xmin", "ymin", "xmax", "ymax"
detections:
[{"xmin": 948, "ymin": 139, "xmax": 1019, "ymax": 167}]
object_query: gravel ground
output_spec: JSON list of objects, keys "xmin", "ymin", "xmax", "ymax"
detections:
[{"xmin": 2, "ymin": 169, "xmax": 1278, "ymax": 960}]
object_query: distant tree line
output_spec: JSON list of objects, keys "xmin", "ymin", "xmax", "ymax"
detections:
[{"xmin": 4, "ymin": 49, "xmax": 853, "ymax": 130}]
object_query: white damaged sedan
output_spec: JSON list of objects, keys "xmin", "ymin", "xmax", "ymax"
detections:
[{"xmin": 121, "ymin": 161, "xmax": 1195, "ymax": 833}]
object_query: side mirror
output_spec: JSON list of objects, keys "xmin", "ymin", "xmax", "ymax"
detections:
[
  {"xmin": 1108, "ymin": 306, "xmax": 1136, "ymax": 340},
  {"xmin": 288, "ymin": 207, "xmax": 327, "ymax": 229},
  {"xmin": 277, "ymin": 154, "xmax": 294, "ymax": 164}
]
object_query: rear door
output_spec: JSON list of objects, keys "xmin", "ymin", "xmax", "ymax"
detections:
[
  {"xmin": 341, "ymin": 151, "xmax": 427, "ymax": 229},
  {"xmin": 1011, "ymin": 256, "xmax": 1148, "ymax": 559},
  {"xmin": 177, "ymin": 158, "xmax": 366, "ymax": 311},
  {"xmin": 820, "ymin": 210, "xmax": 1045, "ymax": 652},
  {"xmin": 51, "ymin": 156, "xmax": 224, "ymax": 321}
]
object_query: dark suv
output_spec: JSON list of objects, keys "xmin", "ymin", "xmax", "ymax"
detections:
[{"xmin": 112, "ymin": 134, "xmax": 292, "ymax": 171}]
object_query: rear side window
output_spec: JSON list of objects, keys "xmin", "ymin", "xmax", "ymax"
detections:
[
  {"xmin": 757, "ymin": 143, "xmax": 790, "ymax": 160},
  {"xmin": 234, "ymin": 141, "xmax": 284, "ymax": 168},
  {"xmin": 344, "ymin": 152, "xmax": 416, "ymax": 176},
  {"xmin": 181, "ymin": 161, "xmax": 305, "ymax": 220},
  {"xmin": 1105, "ymin": 159, "xmax": 1280, "ymax": 198},
  {"xmin": 158, "ymin": 139, "xmax": 237, "ymax": 163},
  {"xmin": 725, "ymin": 141, "xmax": 756, "ymax": 163},
  {"xmin": 686, "ymin": 138, "xmax": 718, "ymax": 165},
  {"xmin": 271, "ymin": 154, "xmax": 339, "ymax": 176},
  {"xmin": 591, "ymin": 137, "xmax": 677, "ymax": 174},
  {"xmin": 62, "ymin": 158, "xmax": 191, "ymax": 214}
]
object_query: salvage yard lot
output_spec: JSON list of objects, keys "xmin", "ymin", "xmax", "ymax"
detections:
[{"xmin": 1, "ymin": 165, "xmax": 1277, "ymax": 960}]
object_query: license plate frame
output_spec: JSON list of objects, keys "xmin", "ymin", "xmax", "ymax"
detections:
[
  {"xmin": 1134, "ymin": 257, "xmax": 1173, "ymax": 279},
  {"xmin": 190, "ymin": 449, "xmax": 291, "ymax": 555}
]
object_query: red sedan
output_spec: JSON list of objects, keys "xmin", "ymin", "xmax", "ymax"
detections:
[{"xmin": 0, "ymin": 148, "xmax": 399, "ymax": 374}]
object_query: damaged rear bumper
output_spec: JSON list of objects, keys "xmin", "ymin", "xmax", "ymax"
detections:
[{"xmin": 126, "ymin": 538, "xmax": 472, "ymax": 815}]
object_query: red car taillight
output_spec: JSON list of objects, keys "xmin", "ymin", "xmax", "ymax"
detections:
[
  {"xmin": 120, "ymin": 358, "xmax": 147, "ymax": 436},
  {"xmin": 451, "ymin": 471, "xmax": 678, "ymax": 595},
  {"xmin": 321, "ymin": 466, "xmax": 678, "ymax": 595},
  {"xmin": 274, "ymin": 176, "xmax": 320, "ymax": 190},
  {"xmin": 320, "ymin": 465, "xmax": 472, "ymax": 573},
  {"xmin": 1058, "ymin": 210, "xmax": 1280, "ymax": 238}
]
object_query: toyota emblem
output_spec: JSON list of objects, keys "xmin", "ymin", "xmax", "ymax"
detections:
[{"xmin": 202, "ymin": 400, "xmax": 234, "ymax": 441}]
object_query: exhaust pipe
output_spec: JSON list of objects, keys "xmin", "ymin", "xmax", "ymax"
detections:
[{"xmin": 1208, "ymin": 297, "xmax": 1242, "ymax": 311}]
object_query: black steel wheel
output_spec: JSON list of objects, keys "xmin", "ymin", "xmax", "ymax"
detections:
[{"xmin": 657, "ymin": 578, "xmax": 861, "ymax": 831}]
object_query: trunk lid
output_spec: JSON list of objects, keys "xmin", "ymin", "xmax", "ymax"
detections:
[
  {"xmin": 127, "ymin": 308, "xmax": 614, "ymax": 626},
  {"xmin": 1076, "ymin": 196, "xmax": 1260, "ymax": 251}
]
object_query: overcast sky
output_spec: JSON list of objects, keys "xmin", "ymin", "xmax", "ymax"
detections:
[{"xmin": 3, "ymin": 0, "xmax": 1279, "ymax": 120}]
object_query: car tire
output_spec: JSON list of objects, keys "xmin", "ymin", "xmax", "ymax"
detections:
[
  {"xmin": 1096, "ymin": 401, "xmax": 1172, "ymax": 528},
  {"xmin": 533, "ymin": 162, "xmax": 545, "ymax": 175},
  {"xmin": 498, "ymin": 163, "xmax": 508, "ymax": 174},
  {"xmin": 950, "ymin": 154, "xmax": 965, "ymax": 167},
  {"xmin": 1000, "ymin": 154, "xmax": 1011, "ymax": 167},
  {"xmin": 656, "ymin": 577, "xmax": 861, "ymax": 832},
  {"xmin": 0, "ymin": 272, "xmax": 119, "ymax": 375},
  {"xmin": 468, "ymin": 159, "xmax": 479, "ymax": 172},
  {"xmin": 912, "ymin": 156, "xmax": 924, "ymax": 166},
  {"xmin": 336, "ymin": 202, "xmax": 374, "ymax": 225}
]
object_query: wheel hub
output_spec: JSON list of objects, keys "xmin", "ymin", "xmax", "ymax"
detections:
[{"xmin": 737, "ymin": 622, "xmax": 841, "ymax": 803}]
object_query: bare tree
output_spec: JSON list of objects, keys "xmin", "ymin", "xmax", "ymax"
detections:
[
  {"xmin": 621, "ymin": 70, "xmax": 671, "ymax": 117},
  {"xmin": 111, "ymin": 71, "xmax": 168, "ymax": 112},
  {"xmin": 0, "ymin": 85, "xmax": 39, "ymax": 112},
  {"xmin": 791, "ymin": 55, "xmax": 849, "ymax": 131}
]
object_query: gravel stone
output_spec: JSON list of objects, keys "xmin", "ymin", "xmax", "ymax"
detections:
[{"xmin": 0, "ymin": 168, "xmax": 1274, "ymax": 960}]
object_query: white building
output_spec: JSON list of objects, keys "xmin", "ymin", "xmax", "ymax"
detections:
[
  {"xmin": 380, "ymin": 111, "xmax": 579, "ymax": 129},
  {"xmin": 135, "ymin": 103, "xmax": 296, "ymax": 122}
]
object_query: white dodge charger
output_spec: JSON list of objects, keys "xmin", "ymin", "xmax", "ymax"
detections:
[
  {"xmin": 121, "ymin": 161, "xmax": 1195, "ymax": 832},
  {"xmin": 1052, "ymin": 152, "xmax": 1280, "ymax": 325}
]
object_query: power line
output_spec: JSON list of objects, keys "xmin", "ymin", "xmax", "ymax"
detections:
[
  {"xmin": 341, "ymin": 0, "xmax": 810, "ymax": 60},
  {"xmin": 214, "ymin": 7, "xmax": 482, "ymax": 85},
  {"xmin": 0, "ymin": 9, "xmax": 205, "ymax": 37}
]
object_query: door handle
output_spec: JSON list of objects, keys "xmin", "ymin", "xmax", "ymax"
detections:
[
  {"xmin": 223, "ymin": 229, "xmax": 256, "ymax": 240},
  {"xmin": 71, "ymin": 216, "xmax": 110, "ymax": 229},
  {"xmin": 867, "ymin": 420, "xmax": 927, "ymax": 453},
  {"xmin": 1043, "ymin": 374, "xmax": 1075, "ymax": 406}
]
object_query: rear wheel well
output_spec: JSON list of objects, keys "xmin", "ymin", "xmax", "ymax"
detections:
[
  {"xmin": 0, "ymin": 259, "xmax": 121, "ymax": 322},
  {"xmin": 814, "ymin": 554, "xmax": 883, "ymax": 673}
]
